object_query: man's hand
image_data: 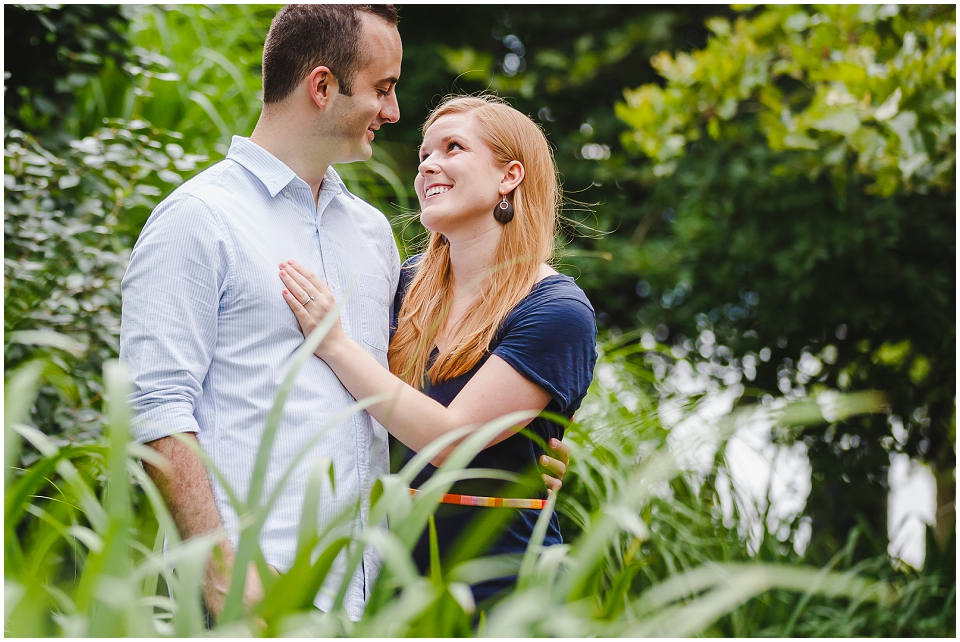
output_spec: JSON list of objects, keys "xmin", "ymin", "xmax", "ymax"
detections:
[
  {"xmin": 143, "ymin": 434, "xmax": 265, "ymax": 622},
  {"xmin": 540, "ymin": 437, "xmax": 570, "ymax": 493},
  {"xmin": 203, "ymin": 555, "xmax": 264, "ymax": 622}
]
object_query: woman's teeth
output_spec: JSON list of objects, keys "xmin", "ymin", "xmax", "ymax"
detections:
[{"xmin": 425, "ymin": 186, "xmax": 450, "ymax": 198}]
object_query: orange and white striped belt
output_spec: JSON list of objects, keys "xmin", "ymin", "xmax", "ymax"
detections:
[{"xmin": 408, "ymin": 487, "xmax": 547, "ymax": 510}]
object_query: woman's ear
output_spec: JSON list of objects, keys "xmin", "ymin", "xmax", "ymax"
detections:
[
  {"xmin": 305, "ymin": 66, "xmax": 338, "ymax": 110},
  {"xmin": 500, "ymin": 160, "xmax": 525, "ymax": 194}
]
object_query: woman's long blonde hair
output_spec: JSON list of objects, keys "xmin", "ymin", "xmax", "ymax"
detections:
[{"xmin": 388, "ymin": 95, "xmax": 560, "ymax": 388}]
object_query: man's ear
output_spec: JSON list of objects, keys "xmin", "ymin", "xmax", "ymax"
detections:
[
  {"xmin": 305, "ymin": 66, "xmax": 338, "ymax": 110},
  {"xmin": 500, "ymin": 160, "xmax": 525, "ymax": 194}
]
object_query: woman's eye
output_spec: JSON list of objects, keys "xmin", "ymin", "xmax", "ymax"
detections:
[{"xmin": 448, "ymin": 141, "xmax": 463, "ymax": 151}]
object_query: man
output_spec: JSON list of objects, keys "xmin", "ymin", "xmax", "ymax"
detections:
[{"xmin": 120, "ymin": 4, "xmax": 568, "ymax": 622}]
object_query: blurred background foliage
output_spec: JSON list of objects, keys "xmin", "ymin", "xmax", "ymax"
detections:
[
  {"xmin": 390, "ymin": 4, "xmax": 955, "ymax": 562},
  {"xmin": 4, "ymin": 2, "xmax": 955, "ymax": 636}
]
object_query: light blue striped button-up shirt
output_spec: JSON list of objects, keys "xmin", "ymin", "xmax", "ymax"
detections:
[{"xmin": 120, "ymin": 136, "xmax": 400, "ymax": 617}]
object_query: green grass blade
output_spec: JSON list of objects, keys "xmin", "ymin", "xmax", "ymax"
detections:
[
  {"xmin": 103, "ymin": 361, "xmax": 132, "ymax": 523},
  {"xmin": 449, "ymin": 553, "xmax": 524, "ymax": 586},
  {"xmin": 187, "ymin": 90, "xmax": 231, "ymax": 142},
  {"xmin": 428, "ymin": 514, "xmax": 442, "ymax": 586},
  {"xmin": 13, "ymin": 424, "xmax": 108, "ymax": 533},
  {"xmin": 147, "ymin": 534, "xmax": 222, "ymax": 637},
  {"xmin": 516, "ymin": 490, "xmax": 558, "ymax": 590},
  {"xmin": 170, "ymin": 391, "xmax": 384, "ymax": 624},
  {"xmin": 624, "ymin": 562, "xmax": 897, "ymax": 637},
  {"xmin": 5, "ymin": 450, "xmax": 67, "ymax": 530},
  {"xmin": 296, "ymin": 456, "xmax": 334, "ymax": 553},
  {"xmin": 260, "ymin": 394, "xmax": 387, "ymax": 518},
  {"xmin": 332, "ymin": 525, "xmax": 423, "ymax": 615},
  {"xmin": 195, "ymin": 46, "xmax": 249, "ymax": 96},
  {"xmin": 354, "ymin": 579, "xmax": 438, "ymax": 638},
  {"xmin": 566, "ymin": 446, "xmax": 677, "ymax": 600},
  {"xmin": 258, "ymin": 536, "xmax": 351, "ymax": 627},
  {"xmin": 4, "ymin": 360, "xmax": 45, "ymax": 487},
  {"xmin": 140, "ymin": 528, "xmax": 165, "ymax": 601},
  {"xmin": 391, "ymin": 425, "xmax": 474, "ymax": 487}
]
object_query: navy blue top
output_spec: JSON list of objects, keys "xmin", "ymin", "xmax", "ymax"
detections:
[{"xmin": 390, "ymin": 255, "xmax": 597, "ymax": 586}]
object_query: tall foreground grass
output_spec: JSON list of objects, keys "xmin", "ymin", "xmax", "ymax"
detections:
[{"xmin": 4, "ymin": 331, "xmax": 953, "ymax": 636}]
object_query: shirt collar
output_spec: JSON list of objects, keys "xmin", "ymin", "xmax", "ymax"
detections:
[
  {"xmin": 225, "ymin": 136, "xmax": 355, "ymax": 201},
  {"xmin": 320, "ymin": 165, "xmax": 355, "ymax": 201},
  {"xmin": 226, "ymin": 136, "xmax": 296, "ymax": 197}
]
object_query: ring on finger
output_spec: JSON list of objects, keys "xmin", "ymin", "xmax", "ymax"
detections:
[{"xmin": 299, "ymin": 294, "xmax": 315, "ymax": 306}]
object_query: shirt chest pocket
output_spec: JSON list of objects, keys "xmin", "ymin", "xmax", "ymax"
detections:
[{"xmin": 356, "ymin": 273, "xmax": 391, "ymax": 365}]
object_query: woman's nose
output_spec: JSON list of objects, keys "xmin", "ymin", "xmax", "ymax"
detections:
[{"xmin": 418, "ymin": 156, "xmax": 438, "ymax": 175}]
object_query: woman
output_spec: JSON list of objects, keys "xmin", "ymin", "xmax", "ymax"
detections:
[{"xmin": 278, "ymin": 95, "xmax": 597, "ymax": 603}]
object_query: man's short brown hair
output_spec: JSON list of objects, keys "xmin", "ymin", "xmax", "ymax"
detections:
[{"xmin": 262, "ymin": 4, "xmax": 398, "ymax": 103}]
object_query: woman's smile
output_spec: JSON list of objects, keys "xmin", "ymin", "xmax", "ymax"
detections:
[{"xmin": 424, "ymin": 184, "xmax": 452, "ymax": 199}]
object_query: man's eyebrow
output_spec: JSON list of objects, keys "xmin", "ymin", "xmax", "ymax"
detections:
[{"xmin": 378, "ymin": 76, "xmax": 399, "ymax": 86}]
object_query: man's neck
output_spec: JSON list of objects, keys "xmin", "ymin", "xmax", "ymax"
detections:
[{"xmin": 250, "ymin": 106, "xmax": 331, "ymax": 205}]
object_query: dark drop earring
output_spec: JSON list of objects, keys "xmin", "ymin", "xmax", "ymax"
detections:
[{"xmin": 494, "ymin": 193, "xmax": 514, "ymax": 223}]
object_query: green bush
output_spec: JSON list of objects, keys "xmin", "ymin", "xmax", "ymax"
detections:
[{"xmin": 4, "ymin": 123, "xmax": 205, "ymax": 444}]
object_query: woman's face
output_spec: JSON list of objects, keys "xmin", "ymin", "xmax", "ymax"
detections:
[{"xmin": 415, "ymin": 112, "xmax": 509, "ymax": 238}]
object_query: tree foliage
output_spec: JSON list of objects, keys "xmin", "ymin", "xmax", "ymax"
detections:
[
  {"xmin": 391, "ymin": 4, "xmax": 955, "ymax": 558},
  {"xmin": 611, "ymin": 5, "xmax": 956, "ymax": 548},
  {"xmin": 4, "ymin": 4, "xmax": 129, "ymax": 142},
  {"xmin": 389, "ymin": 5, "xmax": 726, "ymax": 253},
  {"xmin": 617, "ymin": 5, "xmax": 956, "ymax": 197}
]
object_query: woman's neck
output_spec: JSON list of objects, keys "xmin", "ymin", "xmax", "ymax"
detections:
[{"xmin": 446, "ymin": 225, "xmax": 503, "ymax": 297}]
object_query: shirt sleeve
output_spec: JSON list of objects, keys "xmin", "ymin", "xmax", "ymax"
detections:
[
  {"xmin": 492, "ymin": 295, "xmax": 598, "ymax": 415},
  {"xmin": 119, "ymin": 193, "xmax": 232, "ymax": 444}
]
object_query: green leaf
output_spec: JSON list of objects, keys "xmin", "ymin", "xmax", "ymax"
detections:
[
  {"xmin": 6, "ymin": 330, "xmax": 86, "ymax": 357},
  {"xmin": 874, "ymin": 87, "xmax": 902, "ymax": 121},
  {"xmin": 783, "ymin": 132, "xmax": 820, "ymax": 150},
  {"xmin": 812, "ymin": 111, "xmax": 860, "ymax": 136}
]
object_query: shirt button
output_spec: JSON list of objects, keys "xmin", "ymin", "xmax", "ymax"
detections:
[{"xmin": 283, "ymin": 190, "xmax": 291, "ymax": 198}]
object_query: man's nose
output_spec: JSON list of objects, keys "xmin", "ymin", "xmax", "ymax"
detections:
[{"xmin": 381, "ymin": 92, "xmax": 400, "ymax": 124}]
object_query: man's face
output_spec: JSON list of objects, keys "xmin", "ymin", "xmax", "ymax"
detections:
[{"xmin": 325, "ymin": 13, "xmax": 402, "ymax": 164}]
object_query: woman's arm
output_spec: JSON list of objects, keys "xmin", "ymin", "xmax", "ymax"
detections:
[{"xmin": 280, "ymin": 260, "xmax": 553, "ymax": 468}]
